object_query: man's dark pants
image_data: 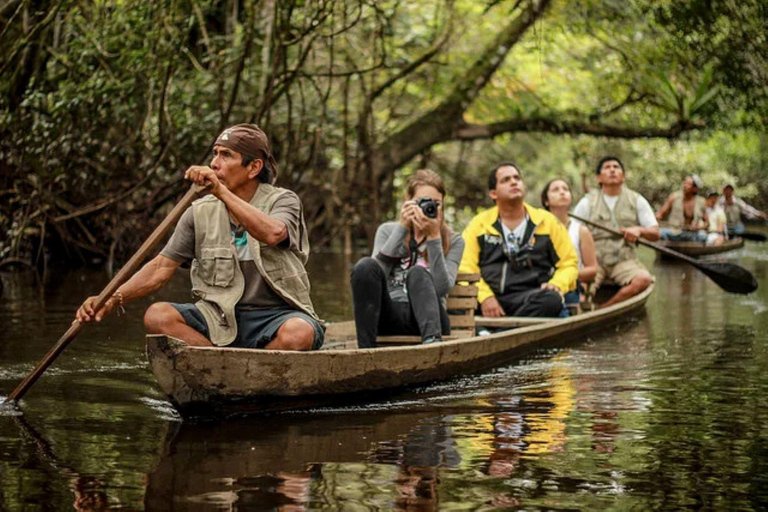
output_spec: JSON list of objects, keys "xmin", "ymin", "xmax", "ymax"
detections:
[{"xmin": 494, "ymin": 287, "xmax": 563, "ymax": 317}]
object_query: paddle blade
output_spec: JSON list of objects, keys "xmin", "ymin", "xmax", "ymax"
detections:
[
  {"xmin": 699, "ymin": 261, "xmax": 758, "ymax": 294},
  {"xmin": 738, "ymin": 232, "xmax": 767, "ymax": 242}
]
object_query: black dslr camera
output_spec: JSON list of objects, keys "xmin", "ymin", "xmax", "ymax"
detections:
[{"xmin": 417, "ymin": 197, "xmax": 439, "ymax": 219}]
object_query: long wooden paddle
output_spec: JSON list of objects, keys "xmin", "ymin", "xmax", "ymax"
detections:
[
  {"xmin": 732, "ymin": 231, "xmax": 767, "ymax": 242},
  {"xmin": 570, "ymin": 213, "xmax": 758, "ymax": 295},
  {"xmin": 4, "ymin": 184, "xmax": 207, "ymax": 404}
]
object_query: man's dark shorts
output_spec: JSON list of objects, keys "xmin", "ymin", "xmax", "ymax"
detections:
[{"xmin": 171, "ymin": 303, "xmax": 325, "ymax": 350}]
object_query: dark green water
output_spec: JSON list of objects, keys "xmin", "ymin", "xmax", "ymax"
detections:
[{"xmin": 1, "ymin": 244, "xmax": 768, "ymax": 510}]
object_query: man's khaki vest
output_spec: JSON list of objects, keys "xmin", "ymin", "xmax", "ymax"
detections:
[
  {"xmin": 723, "ymin": 201, "xmax": 741, "ymax": 226},
  {"xmin": 189, "ymin": 183, "xmax": 318, "ymax": 346},
  {"xmin": 667, "ymin": 192, "xmax": 705, "ymax": 231},
  {"xmin": 588, "ymin": 187, "xmax": 640, "ymax": 267}
]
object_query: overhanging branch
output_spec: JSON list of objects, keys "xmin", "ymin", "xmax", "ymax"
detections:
[
  {"xmin": 373, "ymin": 0, "xmax": 552, "ymax": 174},
  {"xmin": 453, "ymin": 117, "xmax": 704, "ymax": 140}
]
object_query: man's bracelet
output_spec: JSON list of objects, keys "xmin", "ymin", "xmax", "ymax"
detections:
[{"xmin": 112, "ymin": 290, "xmax": 126, "ymax": 316}]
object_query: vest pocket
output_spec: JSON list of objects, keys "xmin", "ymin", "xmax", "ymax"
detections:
[
  {"xmin": 273, "ymin": 270, "xmax": 310, "ymax": 293},
  {"xmin": 616, "ymin": 208, "xmax": 637, "ymax": 227},
  {"xmin": 259, "ymin": 244, "xmax": 286, "ymax": 273},
  {"xmin": 199, "ymin": 247, "xmax": 236, "ymax": 287}
]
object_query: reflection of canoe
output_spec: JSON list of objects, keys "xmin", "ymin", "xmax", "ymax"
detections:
[
  {"xmin": 144, "ymin": 411, "xmax": 461, "ymax": 508},
  {"xmin": 146, "ymin": 285, "xmax": 654, "ymax": 416},
  {"xmin": 660, "ymin": 237, "xmax": 744, "ymax": 258}
]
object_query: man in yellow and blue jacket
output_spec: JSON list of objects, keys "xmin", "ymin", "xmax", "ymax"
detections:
[{"xmin": 460, "ymin": 163, "xmax": 578, "ymax": 317}]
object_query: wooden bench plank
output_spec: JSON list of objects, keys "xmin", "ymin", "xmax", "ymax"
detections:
[
  {"xmin": 449, "ymin": 285, "xmax": 478, "ymax": 297},
  {"xmin": 446, "ymin": 297, "xmax": 478, "ymax": 310},
  {"xmin": 448, "ymin": 314, "xmax": 476, "ymax": 328},
  {"xmin": 474, "ymin": 316, "xmax": 555, "ymax": 327},
  {"xmin": 455, "ymin": 272, "xmax": 480, "ymax": 283}
]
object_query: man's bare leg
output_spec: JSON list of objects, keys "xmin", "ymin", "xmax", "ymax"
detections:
[
  {"xmin": 266, "ymin": 317, "xmax": 315, "ymax": 351},
  {"xmin": 144, "ymin": 302, "xmax": 213, "ymax": 347},
  {"xmin": 599, "ymin": 272, "xmax": 653, "ymax": 309}
]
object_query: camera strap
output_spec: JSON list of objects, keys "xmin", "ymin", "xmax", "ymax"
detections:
[{"xmin": 408, "ymin": 229, "xmax": 427, "ymax": 268}]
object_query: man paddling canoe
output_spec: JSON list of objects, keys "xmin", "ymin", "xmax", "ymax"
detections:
[
  {"xmin": 572, "ymin": 156, "xmax": 660, "ymax": 308},
  {"xmin": 75, "ymin": 124, "xmax": 324, "ymax": 351}
]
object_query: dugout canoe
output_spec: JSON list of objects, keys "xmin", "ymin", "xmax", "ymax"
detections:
[
  {"xmin": 659, "ymin": 237, "xmax": 744, "ymax": 258},
  {"xmin": 145, "ymin": 284, "xmax": 654, "ymax": 416}
]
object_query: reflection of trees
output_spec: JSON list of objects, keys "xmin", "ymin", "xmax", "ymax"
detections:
[
  {"xmin": 570, "ymin": 319, "xmax": 653, "ymax": 456},
  {"xmin": 2, "ymin": 416, "xmax": 109, "ymax": 511},
  {"xmin": 649, "ymin": 257, "xmax": 746, "ymax": 336},
  {"xmin": 642, "ymin": 322, "xmax": 768, "ymax": 509}
]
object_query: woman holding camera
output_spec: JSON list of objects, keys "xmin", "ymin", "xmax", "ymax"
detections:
[{"xmin": 351, "ymin": 169, "xmax": 465, "ymax": 348}]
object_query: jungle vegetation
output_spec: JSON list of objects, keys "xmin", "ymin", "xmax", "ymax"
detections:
[{"xmin": 1, "ymin": 0, "xmax": 767, "ymax": 267}]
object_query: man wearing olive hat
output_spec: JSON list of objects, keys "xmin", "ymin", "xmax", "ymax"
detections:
[{"xmin": 76, "ymin": 124, "xmax": 324, "ymax": 351}]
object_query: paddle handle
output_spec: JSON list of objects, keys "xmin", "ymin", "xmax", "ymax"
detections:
[
  {"xmin": 568, "ymin": 213, "xmax": 701, "ymax": 267},
  {"xmin": 5, "ymin": 184, "xmax": 205, "ymax": 403}
]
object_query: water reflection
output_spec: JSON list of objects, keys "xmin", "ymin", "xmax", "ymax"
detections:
[
  {"xmin": 11, "ymin": 415, "xmax": 110, "ymax": 511},
  {"xmin": 142, "ymin": 344, "xmax": 590, "ymax": 510},
  {"xmin": 2, "ymin": 247, "xmax": 768, "ymax": 509},
  {"xmin": 144, "ymin": 412, "xmax": 444, "ymax": 510}
]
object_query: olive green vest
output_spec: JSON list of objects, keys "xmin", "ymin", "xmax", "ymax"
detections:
[
  {"xmin": 588, "ymin": 187, "xmax": 640, "ymax": 267},
  {"xmin": 189, "ymin": 184, "xmax": 318, "ymax": 346},
  {"xmin": 666, "ymin": 192, "xmax": 705, "ymax": 231}
]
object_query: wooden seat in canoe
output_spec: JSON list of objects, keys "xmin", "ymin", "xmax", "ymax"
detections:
[{"xmin": 376, "ymin": 273, "xmax": 480, "ymax": 345}]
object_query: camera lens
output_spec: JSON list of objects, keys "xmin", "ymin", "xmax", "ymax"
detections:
[{"xmin": 417, "ymin": 198, "xmax": 438, "ymax": 219}]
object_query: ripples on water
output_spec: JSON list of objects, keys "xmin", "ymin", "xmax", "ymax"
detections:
[{"xmin": 1, "ymin": 248, "xmax": 768, "ymax": 509}]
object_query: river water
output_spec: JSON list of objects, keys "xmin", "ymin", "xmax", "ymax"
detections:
[{"xmin": 1, "ymin": 243, "xmax": 768, "ymax": 510}]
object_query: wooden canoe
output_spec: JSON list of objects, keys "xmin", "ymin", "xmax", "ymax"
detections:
[
  {"xmin": 145, "ymin": 285, "xmax": 654, "ymax": 416},
  {"xmin": 659, "ymin": 237, "xmax": 744, "ymax": 258}
]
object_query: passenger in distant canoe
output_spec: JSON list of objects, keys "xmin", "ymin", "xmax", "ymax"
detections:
[
  {"xmin": 459, "ymin": 163, "xmax": 577, "ymax": 318},
  {"xmin": 540, "ymin": 179, "xmax": 598, "ymax": 312},
  {"xmin": 655, "ymin": 174, "xmax": 709, "ymax": 242},
  {"xmin": 75, "ymin": 124, "xmax": 324, "ymax": 351},
  {"xmin": 350, "ymin": 169, "xmax": 464, "ymax": 348},
  {"xmin": 572, "ymin": 156, "xmax": 659, "ymax": 308},
  {"xmin": 718, "ymin": 183, "xmax": 767, "ymax": 235},
  {"xmin": 704, "ymin": 189, "xmax": 728, "ymax": 246}
]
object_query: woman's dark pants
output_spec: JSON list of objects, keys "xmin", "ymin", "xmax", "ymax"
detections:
[{"xmin": 351, "ymin": 257, "xmax": 449, "ymax": 348}]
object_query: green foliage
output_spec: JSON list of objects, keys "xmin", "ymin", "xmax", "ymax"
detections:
[{"xmin": 0, "ymin": 0, "xmax": 766, "ymax": 263}]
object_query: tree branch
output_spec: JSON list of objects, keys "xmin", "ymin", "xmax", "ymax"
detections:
[
  {"xmin": 372, "ymin": 0, "xmax": 552, "ymax": 175},
  {"xmin": 453, "ymin": 117, "xmax": 704, "ymax": 141},
  {"xmin": 368, "ymin": 8, "xmax": 454, "ymax": 101}
]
